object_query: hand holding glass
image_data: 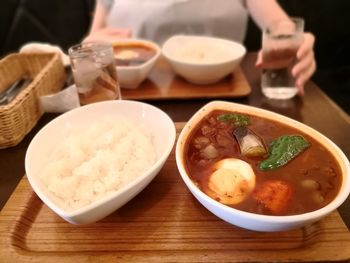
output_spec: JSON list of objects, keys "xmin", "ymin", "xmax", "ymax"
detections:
[{"xmin": 261, "ymin": 18, "xmax": 304, "ymax": 100}]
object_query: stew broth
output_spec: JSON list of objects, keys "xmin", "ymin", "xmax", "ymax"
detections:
[
  {"xmin": 184, "ymin": 110, "xmax": 342, "ymax": 216},
  {"xmin": 113, "ymin": 43, "xmax": 157, "ymax": 66}
]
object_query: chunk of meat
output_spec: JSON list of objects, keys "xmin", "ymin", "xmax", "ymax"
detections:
[
  {"xmin": 193, "ymin": 136, "xmax": 210, "ymax": 149},
  {"xmin": 253, "ymin": 180, "xmax": 292, "ymax": 214},
  {"xmin": 216, "ymin": 134, "xmax": 233, "ymax": 147},
  {"xmin": 201, "ymin": 125, "xmax": 216, "ymax": 137}
]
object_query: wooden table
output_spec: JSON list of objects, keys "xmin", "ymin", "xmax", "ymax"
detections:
[{"xmin": 1, "ymin": 53, "xmax": 350, "ymax": 262}]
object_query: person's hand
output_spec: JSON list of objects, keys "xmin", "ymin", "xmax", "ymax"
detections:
[
  {"xmin": 291, "ymin": 32, "xmax": 316, "ymax": 95},
  {"xmin": 256, "ymin": 32, "xmax": 316, "ymax": 96},
  {"xmin": 84, "ymin": 27, "xmax": 132, "ymax": 43}
]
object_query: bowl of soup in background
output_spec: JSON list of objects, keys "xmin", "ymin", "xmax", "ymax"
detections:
[
  {"xmin": 175, "ymin": 101, "xmax": 350, "ymax": 232},
  {"xmin": 113, "ymin": 39, "xmax": 161, "ymax": 89},
  {"xmin": 162, "ymin": 35, "xmax": 246, "ymax": 84}
]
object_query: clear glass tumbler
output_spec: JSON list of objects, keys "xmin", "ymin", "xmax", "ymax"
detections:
[
  {"xmin": 261, "ymin": 17, "xmax": 304, "ymax": 100},
  {"xmin": 69, "ymin": 42, "xmax": 121, "ymax": 105}
]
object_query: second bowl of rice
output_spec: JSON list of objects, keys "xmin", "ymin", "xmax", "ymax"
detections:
[{"xmin": 25, "ymin": 100, "xmax": 176, "ymax": 224}]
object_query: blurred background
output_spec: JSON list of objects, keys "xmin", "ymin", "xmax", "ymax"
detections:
[{"xmin": 1, "ymin": 0, "xmax": 349, "ymax": 114}]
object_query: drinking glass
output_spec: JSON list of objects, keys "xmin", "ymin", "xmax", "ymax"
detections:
[
  {"xmin": 69, "ymin": 42, "xmax": 121, "ymax": 105},
  {"xmin": 261, "ymin": 17, "xmax": 304, "ymax": 100}
]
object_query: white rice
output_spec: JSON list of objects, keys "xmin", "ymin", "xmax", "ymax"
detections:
[
  {"xmin": 40, "ymin": 118, "xmax": 156, "ymax": 212},
  {"xmin": 173, "ymin": 41, "xmax": 228, "ymax": 64}
]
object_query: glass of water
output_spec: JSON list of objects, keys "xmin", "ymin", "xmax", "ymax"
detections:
[
  {"xmin": 261, "ymin": 17, "xmax": 304, "ymax": 100},
  {"xmin": 69, "ymin": 42, "xmax": 121, "ymax": 105}
]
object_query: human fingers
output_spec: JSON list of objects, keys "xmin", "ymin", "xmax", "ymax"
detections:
[
  {"xmin": 83, "ymin": 28, "xmax": 132, "ymax": 43},
  {"xmin": 292, "ymin": 48, "xmax": 315, "ymax": 78},
  {"xmin": 296, "ymin": 32, "xmax": 315, "ymax": 60},
  {"xmin": 103, "ymin": 27, "xmax": 132, "ymax": 37},
  {"xmin": 294, "ymin": 33, "xmax": 316, "ymax": 95},
  {"xmin": 255, "ymin": 50, "xmax": 263, "ymax": 67},
  {"xmin": 83, "ymin": 34, "xmax": 97, "ymax": 42},
  {"xmin": 296, "ymin": 59, "xmax": 316, "ymax": 95}
]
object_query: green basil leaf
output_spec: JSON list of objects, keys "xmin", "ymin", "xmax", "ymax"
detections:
[
  {"xmin": 259, "ymin": 135, "xmax": 310, "ymax": 170},
  {"xmin": 217, "ymin": 113, "xmax": 250, "ymax": 127}
]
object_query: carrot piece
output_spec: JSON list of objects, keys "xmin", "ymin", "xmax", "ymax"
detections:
[{"xmin": 253, "ymin": 180, "xmax": 292, "ymax": 214}]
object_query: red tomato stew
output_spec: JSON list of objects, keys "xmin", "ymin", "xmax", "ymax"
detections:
[
  {"xmin": 184, "ymin": 110, "xmax": 342, "ymax": 216},
  {"xmin": 113, "ymin": 43, "xmax": 157, "ymax": 66}
]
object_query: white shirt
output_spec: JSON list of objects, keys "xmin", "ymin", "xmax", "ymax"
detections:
[{"xmin": 101, "ymin": 0, "xmax": 248, "ymax": 45}]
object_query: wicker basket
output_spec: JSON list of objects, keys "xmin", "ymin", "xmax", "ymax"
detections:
[{"xmin": 0, "ymin": 52, "xmax": 66, "ymax": 149}]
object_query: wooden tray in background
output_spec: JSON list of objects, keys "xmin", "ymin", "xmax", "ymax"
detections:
[
  {"xmin": 1, "ymin": 123, "xmax": 349, "ymax": 262},
  {"xmin": 121, "ymin": 59, "xmax": 251, "ymax": 100}
]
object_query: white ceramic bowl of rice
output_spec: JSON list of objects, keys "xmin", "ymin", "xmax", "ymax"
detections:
[
  {"xmin": 162, "ymin": 35, "xmax": 246, "ymax": 84},
  {"xmin": 25, "ymin": 100, "xmax": 176, "ymax": 224}
]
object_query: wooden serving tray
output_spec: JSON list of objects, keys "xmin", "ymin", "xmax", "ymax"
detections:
[
  {"xmin": 121, "ymin": 59, "xmax": 251, "ymax": 100},
  {"xmin": 1, "ymin": 123, "xmax": 349, "ymax": 262}
]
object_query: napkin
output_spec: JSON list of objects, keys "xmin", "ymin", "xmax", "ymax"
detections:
[
  {"xmin": 40, "ymin": 84, "xmax": 80, "ymax": 113},
  {"xmin": 19, "ymin": 42, "xmax": 70, "ymax": 66},
  {"xmin": 20, "ymin": 42, "xmax": 81, "ymax": 112}
]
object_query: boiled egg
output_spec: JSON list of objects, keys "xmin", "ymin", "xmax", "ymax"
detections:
[
  {"xmin": 207, "ymin": 158, "xmax": 256, "ymax": 205},
  {"xmin": 115, "ymin": 50, "xmax": 139, "ymax": 60}
]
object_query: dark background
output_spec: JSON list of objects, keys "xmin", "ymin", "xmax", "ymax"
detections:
[{"xmin": 1, "ymin": 0, "xmax": 349, "ymax": 114}]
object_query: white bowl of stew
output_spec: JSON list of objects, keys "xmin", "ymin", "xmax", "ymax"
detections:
[
  {"xmin": 162, "ymin": 35, "xmax": 246, "ymax": 84},
  {"xmin": 176, "ymin": 101, "xmax": 350, "ymax": 232},
  {"xmin": 113, "ymin": 39, "xmax": 160, "ymax": 89}
]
